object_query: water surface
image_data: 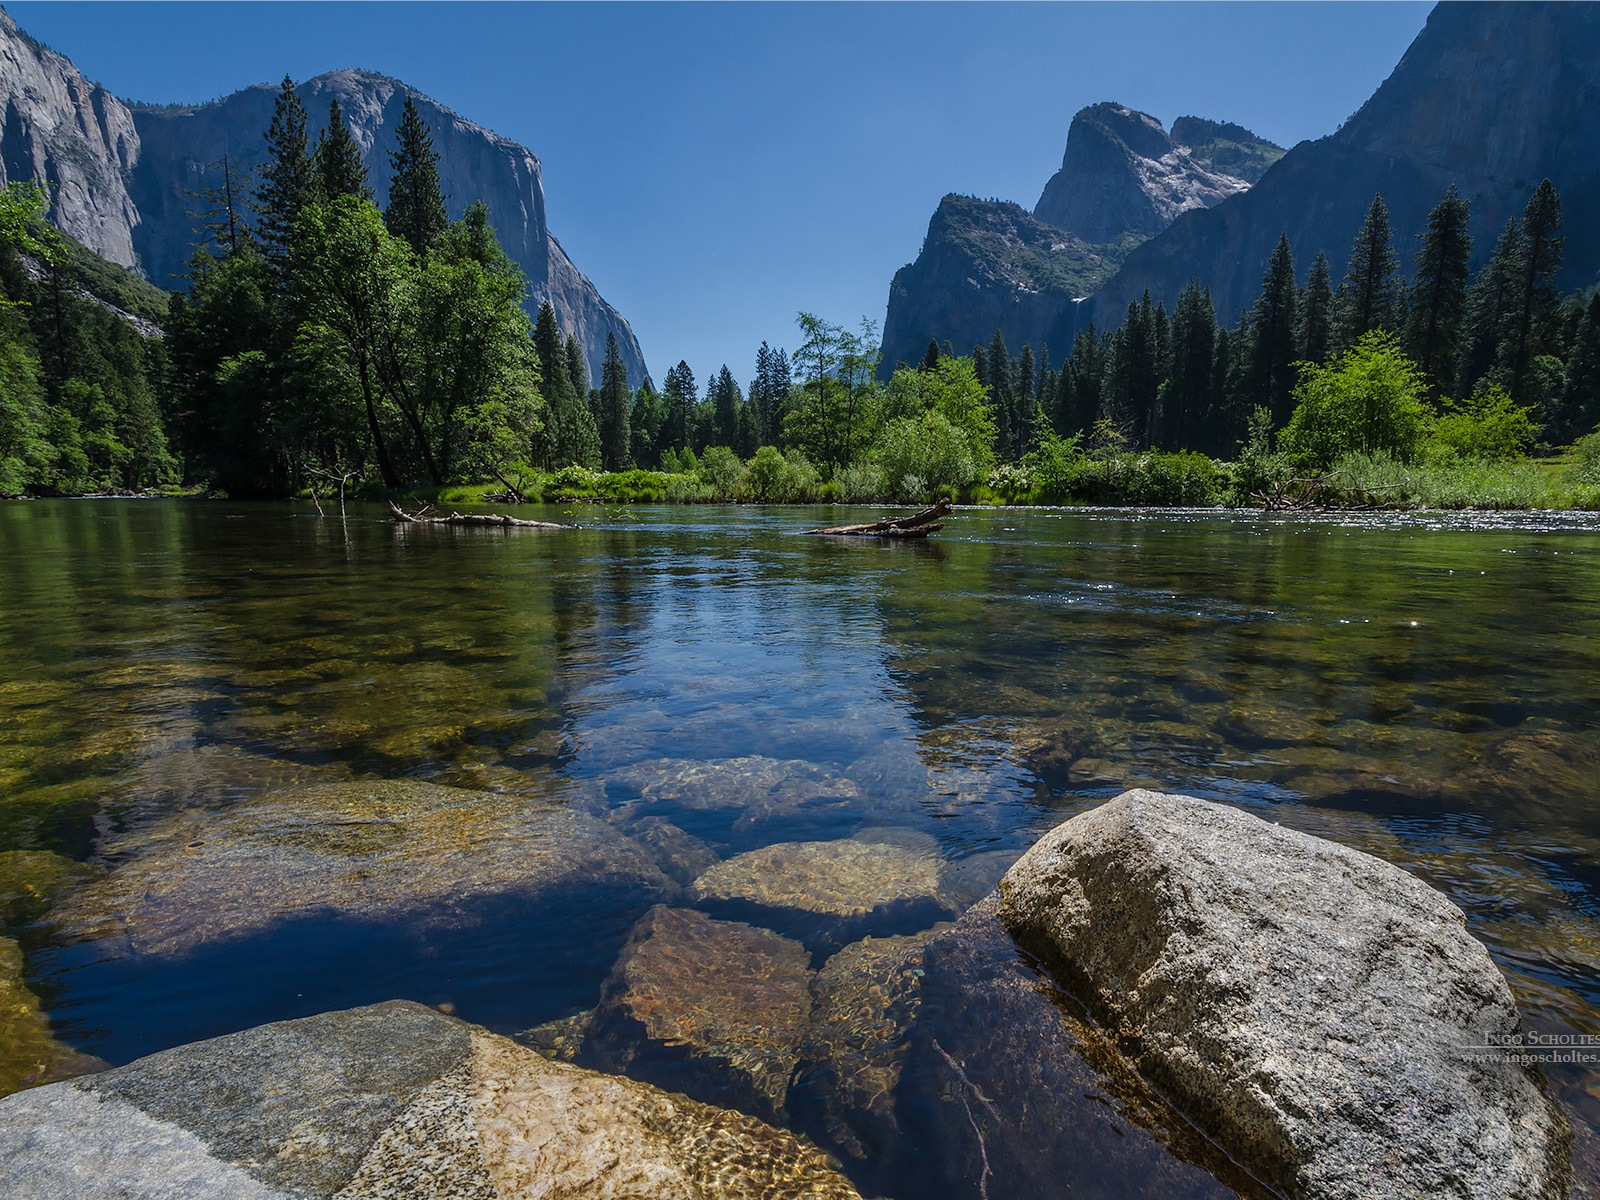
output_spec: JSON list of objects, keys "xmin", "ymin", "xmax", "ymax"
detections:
[{"xmin": 2, "ymin": 499, "xmax": 1598, "ymax": 1194}]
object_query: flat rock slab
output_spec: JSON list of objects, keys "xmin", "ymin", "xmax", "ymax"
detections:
[
  {"xmin": 0, "ymin": 1000, "xmax": 863, "ymax": 1200},
  {"xmin": 998, "ymin": 788, "xmax": 1573, "ymax": 1200},
  {"xmin": 586, "ymin": 907, "xmax": 813, "ymax": 1122},
  {"xmin": 47, "ymin": 779, "xmax": 672, "ymax": 957},
  {"xmin": 692, "ymin": 833, "xmax": 956, "ymax": 946}
]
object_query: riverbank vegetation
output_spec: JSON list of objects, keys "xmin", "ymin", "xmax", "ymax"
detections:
[{"xmin": 2, "ymin": 81, "xmax": 1598, "ymax": 510}]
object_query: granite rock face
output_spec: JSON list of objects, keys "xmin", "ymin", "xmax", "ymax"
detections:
[
  {"xmin": 0, "ymin": 1001, "xmax": 864, "ymax": 1199},
  {"xmin": 0, "ymin": 10, "xmax": 648, "ymax": 387},
  {"xmin": 998, "ymin": 789, "xmax": 1572, "ymax": 1200},
  {"xmin": 878, "ymin": 103, "xmax": 1279, "ymax": 373},
  {"xmin": 1094, "ymin": 2, "xmax": 1600, "ymax": 330},
  {"xmin": 1033, "ymin": 103, "xmax": 1271, "ymax": 243},
  {"xmin": 0, "ymin": 9, "xmax": 141, "ymax": 267}
]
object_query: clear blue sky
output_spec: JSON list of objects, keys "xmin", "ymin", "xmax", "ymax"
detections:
[{"xmin": 9, "ymin": 1, "xmax": 1431, "ymax": 387}]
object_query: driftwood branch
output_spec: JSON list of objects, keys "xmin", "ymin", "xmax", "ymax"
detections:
[
  {"xmin": 802, "ymin": 498, "xmax": 952, "ymax": 538},
  {"xmin": 387, "ymin": 501, "xmax": 570, "ymax": 529}
]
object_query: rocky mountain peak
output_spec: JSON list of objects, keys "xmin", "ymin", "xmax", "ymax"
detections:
[{"xmin": 1033, "ymin": 102, "xmax": 1282, "ymax": 244}]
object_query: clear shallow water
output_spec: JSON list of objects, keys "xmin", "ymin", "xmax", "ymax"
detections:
[{"xmin": 2, "ymin": 499, "xmax": 1599, "ymax": 1194}]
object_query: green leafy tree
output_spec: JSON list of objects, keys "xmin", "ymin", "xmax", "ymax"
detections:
[
  {"xmin": 384, "ymin": 95, "xmax": 448, "ymax": 256},
  {"xmin": 1403, "ymin": 186, "xmax": 1471, "ymax": 393},
  {"xmin": 1280, "ymin": 332, "xmax": 1431, "ymax": 468},
  {"xmin": 1432, "ymin": 384, "xmax": 1537, "ymax": 461}
]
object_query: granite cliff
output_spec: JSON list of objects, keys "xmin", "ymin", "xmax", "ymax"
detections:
[
  {"xmin": 879, "ymin": 103, "xmax": 1280, "ymax": 372},
  {"xmin": 0, "ymin": 8, "xmax": 646, "ymax": 387},
  {"xmin": 1092, "ymin": 1, "xmax": 1600, "ymax": 327}
]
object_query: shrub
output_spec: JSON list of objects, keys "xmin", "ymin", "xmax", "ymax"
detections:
[
  {"xmin": 874, "ymin": 412, "xmax": 978, "ymax": 501},
  {"xmin": 594, "ymin": 468, "xmax": 667, "ymax": 502},
  {"xmin": 545, "ymin": 464, "xmax": 600, "ymax": 498},
  {"xmin": 1280, "ymin": 333, "xmax": 1431, "ymax": 469},
  {"xmin": 735, "ymin": 445, "xmax": 820, "ymax": 503},
  {"xmin": 832, "ymin": 461, "xmax": 886, "ymax": 502},
  {"xmin": 696, "ymin": 446, "xmax": 742, "ymax": 499},
  {"xmin": 1431, "ymin": 385, "xmax": 1538, "ymax": 461},
  {"xmin": 1572, "ymin": 429, "xmax": 1600, "ymax": 486}
]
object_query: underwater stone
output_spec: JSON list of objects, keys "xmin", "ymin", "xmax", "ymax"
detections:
[
  {"xmin": 0, "ymin": 937, "xmax": 106, "ymax": 1100},
  {"xmin": 586, "ymin": 907, "xmax": 812, "ymax": 1123},
  {"xmin": 47, "ymin": 779, "xmax": 673, "ymax": 958},
  {"xmin": 0, "ymin": 1000, "xmax": 862, "ymax": 1199},
  {"xmin": 999, "ymin": 789, "xmax": 1573, "ymax": 1200}
]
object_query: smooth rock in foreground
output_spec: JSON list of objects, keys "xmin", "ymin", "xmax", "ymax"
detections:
[
  {"xmin": 0, "ymin": 1000, "xmax": 862, "ymax": 1199},
  {"xmin": 998, "ymin": 788, "xmax": 1573, "ymax": 1200}
]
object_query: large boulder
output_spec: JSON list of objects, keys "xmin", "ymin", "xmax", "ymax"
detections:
[
  {"xmin": 998, "ymin": 789, "xmax": 1573, "ymax": 1199},
  {"xmin": 0, "ymin": 1000, "xmax": 862, "ymax": 1199}
]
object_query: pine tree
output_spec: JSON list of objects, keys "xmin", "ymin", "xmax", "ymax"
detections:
[
  {"xmin": 630, "ymin": 382, "xmax": 663, "ymax": 466},
  {"xmin": 1058, "ymin": 326, "xmax": 1103, "ymax": 435},
  {"xmin": 315, "ymin": 98, "xmax": 372, "ymax": 202},
  {"xmin": 254, "ymin": 77, "xmax": 317, "ymax": 267},
  {"xmin": 189, "ymin": 152, "xmax": 253, "ymax": 259},
  {"xmin": 1163, "ymin": 281, "xmax": 1216, "ymax": 449},
  {"xmin": 385, "ymin": 95, "xmax": 448, "ymax": 256},
  {"xmin": 1456, "ymin": 219, "xmax": 1522, "ymax": 396},
  {"xmin": 1561, "ymin": 294, "xmax": 1600, "ymax": 439},
  {"xmin": 1498, "ymin": 179, "xmax": 1564, "ymax": 406},
  {"xmin": 1403, "ymin": 186, "xmax": 1470, "ymax": 393},
  {"xmin": 1298, "ymin": 252, "xmax": 1334, "ymax": 366},
  {"xmin": 598, "ymin": 332, "xmax": 631, "ymax": 470},
  {"xmin": 1334, "ymin": 194, "xmax": 1401, "ymax": 350},
  {"xmin": 662, "ymin": 361, "xmax": 697, "ymax": 452},
  {"xmin": 564, "ymin": 334, "xmax": 588, "ymax": 398},
  {"xmin": 920, "ymin": 338, "xmax": 941, "ymax": 372},
  {"xmin": 709, "ymin": 365, "xmax": 741, "ymax": 448},
  {"xmin": 1249, "ymin": 234, "xmax": 1300, "ymax": 424},
  {"xmin": 748, "ymin": 341, "xmax": 790, "ymax": 447}
]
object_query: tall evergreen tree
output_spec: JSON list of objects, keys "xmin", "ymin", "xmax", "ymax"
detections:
[
  {"xmin": 920, "ymin": 338, "xmax": 941, "ymax": 372},
  {"xmin": 629, "ymin": 381, "xmax": 663, "ymax": 466},
  {"xmin": 1334, "ymin": 194, "xmax": 1401, "ymax": 350},
  {"xmin": 747, "ymin": 341, "xmax": 790, "ymax": 448},
  {"xmin": 1298, "ymin": 252, "xmax": 1334, "ymax": 366},
  {"xmin": 254, "ymin": 77, "xmax": 317, "ymax": 267},
  {"xmin": 1456, "ymin": 219, "xmax": 1522, "ymax": 396},
  {"xmin": 190, "ymin": 152, "xmax": 253, "ymax": 259},
  {"xmin": 564, "ymin": 334, "xmax": 588, "ymax": 398},
  {"xmin": 1104, "ymin": 294, "xmax": 1165, "ymax": 445},
  {"xmin": 598, "ymin": 332, "xmax": 631, "ymax": 471},
  {"xmin": 1498, "ymin": 179, "xmax": 1564, "ymax": 406},
  {"xmin": 1249, "ymin": 234, "xmax": 1300, "ymax": 424},
  {"xmin": 315, "ymin": 99, "xmax": 372, "ymax": 203},
  {"xmin": 1561, "ymin": 294, "xmax": 1600, "ymax": 440},
  {"xmin": 384, "ymin": 95, "xmax": 448, "ymax": 256},
  {"xmin": 1058, "ymin": 327, "xmax": 1103, "ymax": 435},
  {"xmin": 708, "ymin": 364, "xmax": 741, "ymax": 448},
  {"xmin": 662, "ymin": 361, "xmax": 697, "ymax": 452},
  {"xmin": 1163, "ymin": 281, "xmax": 1216, "ymax": 449},
  {"xmin": 1403, "ymin": 186, "xmax": 1471, "ymax": 393}
]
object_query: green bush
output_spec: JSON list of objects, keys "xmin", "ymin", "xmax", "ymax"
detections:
[
  {"xmin": 545, "ymin": 464, "xmax": 601, "ymax": 499},
  {"xmin": 594, "ymin": 468, "xmax": 667, "ymax": 502},
  {"xmin": 1572, "ymin": 430, "xmax": 1600, "ymax": 486},
  {"xmin": 832, "ymin": 461, "xmax": 886, "ymax": 502},
  {"xmin": 874, "ymin": 412, "xmax": 978, "ymax": 501},
  {"xmin": 1280, "ymin": 333, "xmax": 1431, "ymax": 469},
  {"xmin": 1431, "ymin": 385, "xmax": 1537, "ymax": 461},
  {"xmin": 735, "ymin": 445, "xmax": 820, "ymax": 502},
  {"xmin": 696, "ymin": 446, "xmax": 742, "ymax": 500},
  {"xmin": 1331, "ymin": 451, "xmax": 1547, "ymax": 509}
]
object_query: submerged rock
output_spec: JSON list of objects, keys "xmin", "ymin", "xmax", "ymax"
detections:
[
  {"xmin": 0, "ymin": 852, "xmax": 99, "ymax": 931},
  {"xmin": 47, "ymin": 779, "xmax": 672, "ymax": 958},
  {"xmin": 891, "ymin": 897, "xmax": 1244, "ymax": 1200},
  {"xmin": 692, "ymin": 832, "xmax": 955, "ymax": 947},
  {"xmin": 799, "ymin": 927, "xmax": 942, "ymax": 1163},
  {"xmin": 586, "ymin": 907, "xmax": 812, "ymax": 1123},
  {"xmin": 0, "ymin": 1000, "xmax": 862, "ymax": 1199},
  {"xmin": 0, "ymin": 937, "xmax": 105, "ymax": 1099},
  {"xmin": 998, "ymin": 788, "xmax": 1573, "ymax": 1200},
  {"xmin": 606, "ymin": 756, "xmax": 862, "ymax": 835}
]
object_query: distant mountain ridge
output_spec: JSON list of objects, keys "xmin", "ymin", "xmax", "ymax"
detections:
[
  {"xmin": 878, "ymin": 103, "xmax": 1281, "ymax": 372},
  {"xmin": 1090, "ymin": 1, "xmax": 1600, "ymax": 327},
  {"xmin": 0, "ymin": 7, "xmax": 647, "ymax": 387}
]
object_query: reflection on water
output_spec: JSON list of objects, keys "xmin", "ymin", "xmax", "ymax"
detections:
[{"xmin": 2, "ymin": 499, "xmax": 1599, "ymax": 1194}]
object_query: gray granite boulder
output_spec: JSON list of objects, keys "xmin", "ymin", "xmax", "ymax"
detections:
[
  {"xmin": 998, "ymin": 788, "xmax": 1573, "ymax": 1200},
  {"xmin": 0, "ymin": 1000, "xmax": 862, "ymax": 1199}
]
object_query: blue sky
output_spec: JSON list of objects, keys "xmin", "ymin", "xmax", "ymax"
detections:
[{"xmin": 10, "ymin": 2, "xmax": 1431, "ymax": 387}]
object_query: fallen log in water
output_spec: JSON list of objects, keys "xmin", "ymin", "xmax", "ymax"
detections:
[
  {"xmin": 802, "ymin": 498, "xmax": 951, "ymax": 538},
  {"xmin": 387, "ymin": 501, "xmax": 571, "ymax": 529}
]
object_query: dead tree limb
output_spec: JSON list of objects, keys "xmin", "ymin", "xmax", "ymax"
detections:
[
  {"xmin": 387, "ymin": 501, "xmax": 571, "ymax": 529},
  {"xmin": 802, "ymin": 498, "xmax": 952, "ymax": 538}
]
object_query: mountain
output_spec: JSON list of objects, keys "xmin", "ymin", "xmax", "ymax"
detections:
[
  {"xmin": 0, "ymin": 7, "xmax": 646, "ymax": 387},
  {"xmin": 879, "ymin": 103, "xmax": 1281, "ymax": 372},
  {"xmin": 1090, "ymin": 1, "xmax": 1600, "ymax": 326}
]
